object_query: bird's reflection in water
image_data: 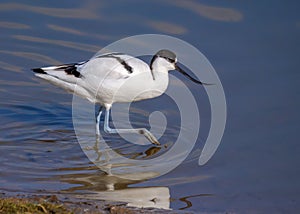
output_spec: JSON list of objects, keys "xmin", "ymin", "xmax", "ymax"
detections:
[
  {"xmin": 114, "ymin": 145, "xmax": 163, "ymax": 160},
  {"xmin": 178, "ymin": 194, "xmax": 213, "ymax": 210},
  {"xmin": 81, "ymin": 135, "xmax": 171, "ymax": 177},
  {"xmin": 59, "ymin": 139, "xmax": 171, "ymax": 209},
  {"xmin": 84, "ymin": 186, "xmax": 170, "ymax": 209},
  {"xmin": 60, "ymin": 171, "xmax": 170, "ymax": 209}
]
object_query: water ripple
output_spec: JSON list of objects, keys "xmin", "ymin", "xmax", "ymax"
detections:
[{"xmin": 0, "ymin": 2, "xmax": 100, "ymax": 19}]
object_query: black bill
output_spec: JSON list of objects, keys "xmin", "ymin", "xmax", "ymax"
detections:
[{"xmin": 175, "ymin": 64, "xmax": 211, "ymax": 85}]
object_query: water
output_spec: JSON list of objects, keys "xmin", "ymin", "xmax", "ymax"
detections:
[{"xmin": 0, "ymin": 1, "xmax": 299, "ymax": 213}]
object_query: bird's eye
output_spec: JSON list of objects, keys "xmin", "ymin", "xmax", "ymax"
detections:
[{"xmin": 163, "ymin": 57, "xmax": 175, "ymax": 63}]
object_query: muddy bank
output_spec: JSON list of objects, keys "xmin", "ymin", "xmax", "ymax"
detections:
[{"xmin": 0, "ymin": 192, "xmax": 194, "ymax": 214}]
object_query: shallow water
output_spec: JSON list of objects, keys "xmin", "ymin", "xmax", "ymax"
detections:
[{"xmin": 0, "ymin": 1, "xmax": 299, "ymax": 213}]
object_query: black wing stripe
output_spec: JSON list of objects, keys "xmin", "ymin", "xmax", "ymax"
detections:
[
  {"xmin": 63, "ymin": 65, "xmax": 82, "ymax": 78},
  {"xmin": 97, "ymin": 53, "xmax": 133, "ymax": 74},
  {"xmin": 46, "ymin": 63, "xmax": 83, "ymax": 78},
  {"xmin": 32, "ymin": 68, "xmax": 47, "ymax": 74}
]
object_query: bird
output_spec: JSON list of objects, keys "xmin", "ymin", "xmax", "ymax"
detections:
[{"xmin": 32, "ymin": 49, "xmax": 208, "ymax": 145}]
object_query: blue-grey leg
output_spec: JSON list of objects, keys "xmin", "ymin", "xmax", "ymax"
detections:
[
  {"xmin": 103, "ymin": 107, "xmax": 160, "ymax": 145},
  {"xmin": 96, "ymin": 106, "xmax": 103, "ymax": 136},
  {"xmin": 95, "ymin": 106, "xmax": 112, "ymax": 175}
]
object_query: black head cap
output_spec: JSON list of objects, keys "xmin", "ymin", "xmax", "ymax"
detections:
[{"xmin": 155, "ymin": 49, "xmax": 176, "ymax": 62}]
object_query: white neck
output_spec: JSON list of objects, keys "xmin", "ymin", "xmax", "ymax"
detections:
[
  {"xmin": 150, "ymin": 57, "xmax": 170, "ymax": 80},
  {"xmin": 149, "ymin": 58, "xmax": 170, "ymax": 95}
]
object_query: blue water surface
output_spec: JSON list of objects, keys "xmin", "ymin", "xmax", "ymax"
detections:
[{"xmin": 0, "ymin": 1, "xmax": 299, "ymax": 213}]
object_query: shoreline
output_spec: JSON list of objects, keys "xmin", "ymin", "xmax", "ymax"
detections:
[{"xmin": 0, "ymin": 191, "xmax": 193, "ymax": 214}]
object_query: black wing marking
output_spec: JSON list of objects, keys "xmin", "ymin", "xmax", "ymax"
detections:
[
  {"xmin": 32, "ymin": 61, "xmax": 87, "ymax": 78},
  {"xmin": 97, "ymin": 53, "xmax": 133, "ymax": 74},
  {"xmin": 55, "ymin": 63, "xmax": 83, "ymax": 78},
  {"xmin": 32, "ymin": 68, "xmax": 47, "ymax": 74}
]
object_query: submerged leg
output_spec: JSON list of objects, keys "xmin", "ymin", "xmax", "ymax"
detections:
[
  {"xmin": 103, "ymin": 106, "xmax": 160, "ymax": 145},
  {"xmin": 96, "ymin": 106, "xmax": 103, "ymax": 136}
]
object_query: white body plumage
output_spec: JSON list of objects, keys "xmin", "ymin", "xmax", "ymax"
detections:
[{"xmin": 34, "ymin": 53, "xmax": 171, "ymax": 108}]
